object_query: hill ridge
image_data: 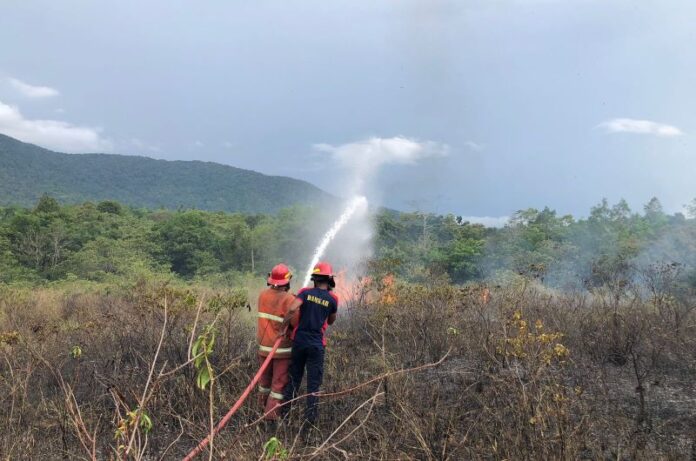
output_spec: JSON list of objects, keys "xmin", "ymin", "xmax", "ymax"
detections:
[{"xmin": 0, "ymin": 133, "xmax": 332, "ymax": 213}]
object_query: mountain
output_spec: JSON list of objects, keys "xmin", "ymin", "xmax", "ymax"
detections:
[{"xmin": 0, "ymin": 134, "xmax": 332, "ymax": 213}]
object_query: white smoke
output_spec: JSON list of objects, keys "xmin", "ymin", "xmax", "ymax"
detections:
[{"xmin": 301, "ymin": 136, "xmax": 448, "ymax": 287}]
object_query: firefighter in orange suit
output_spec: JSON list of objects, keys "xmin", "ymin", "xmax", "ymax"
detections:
[{"xmin": 257, "ymin": 263, "xmax": 295, "ymax": 419}]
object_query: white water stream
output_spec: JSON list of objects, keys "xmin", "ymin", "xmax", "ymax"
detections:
[{"xmin": 302, "ymin": 195, "xmax": 368, "ymax": 287}]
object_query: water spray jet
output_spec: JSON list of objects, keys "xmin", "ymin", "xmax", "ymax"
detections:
[{"xmin": 302, "ymin": 195, "xmax": 368, "ymax": 287}]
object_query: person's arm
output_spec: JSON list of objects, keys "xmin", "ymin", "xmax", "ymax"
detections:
[
  {"xmin": 327, "ymin": 296, "xmax": 338, "ymax": 325},
  {"xmin": 281, "ymin": 298, "xmax": 302, "ymax": 331}
]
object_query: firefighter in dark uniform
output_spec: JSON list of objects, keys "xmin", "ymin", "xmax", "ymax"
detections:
[{"xmin": 282, "ymin": 261, "xmax": 338, "ymax": 427}]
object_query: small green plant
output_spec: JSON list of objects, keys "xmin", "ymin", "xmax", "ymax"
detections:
[
  {"xmin": 115, "ymin": 407, "xmax": 153, "ymax": 446},
  {"xmin": 138, "ymin": 410, "xmax": 153, "ymax": 434},
  {"xmin": 192, "ymin": 324, "xmax": 216, "ymax": 390},
  {"xmin": 263, "ymin": 437, "xmax": 289, "ymax": 460},
  {"xmin": 70, "ymin": 345, "xmax": 82, "ymax": 359}
]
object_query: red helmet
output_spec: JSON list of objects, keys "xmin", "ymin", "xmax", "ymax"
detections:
[
  {"xmin": 267, "ymin": 263, "xmax": 292, "ymax": 286},
  {"xmin": 312, "ymin": 262, "xmax": 333, "ymax": 277}
]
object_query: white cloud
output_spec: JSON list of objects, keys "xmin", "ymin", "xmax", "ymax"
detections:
[
  {"xmin": 315, "ymin": 136, "xmax": 448, "ymax": 169},
  {"xmin": 0, "ymin": 100, "xmax": 112, "ymax": 152},
  {"xmin": 193, "ymin": 140, "xmax": 204, "ymax": 147},
  {"xmin": 314, "ymin": 136, "xmax": 449, "ymax": 195},
  {"xmin": 222, "ymin": 141, "xmax": 234, "ymax": 148},
  {"xmin": 8, "ymin": 77, "xmax": 60, "ymax": 98},
  {"xmin": 598, "ymin": 118, "xmax": 683, "ymax": 137},
  {"xmin": 459, "ymin": 215, "xmax": 509, "ymax": 228}
]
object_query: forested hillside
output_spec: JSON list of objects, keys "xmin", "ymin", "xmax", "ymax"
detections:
[{"xmin": 0, "ymin": 134, "xmax": 332, "ymax": 213}]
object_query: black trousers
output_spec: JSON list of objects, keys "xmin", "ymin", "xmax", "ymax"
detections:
[{"xmin": 284, "ymin": 343, "xmax": 325, "ymax": 423}]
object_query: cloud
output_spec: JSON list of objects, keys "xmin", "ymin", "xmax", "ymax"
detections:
[
  {"xmin": 598, "ymin": 118, "xmax": 683, "ymax": 137},
  {"xmin": 0, "ymin": 100, "xmax": 112, "ymax": 152},
  {"xmin": 315, "ymin": 136, "xmax": 448, "ymax": 169},
  {"xmin": 315, "ymin": 136, "xmax": 449, "ymax": 196},
  {"xmin": 8, "ymin": 77, "xmax": 60, "ymax": 98},
  {"xmin": 193, "ymin": 140, "xmax": 204, "ymax": 147},
  {"xmin": 314, "ymin": 136, "xmax": 449, "ymax": 195}
]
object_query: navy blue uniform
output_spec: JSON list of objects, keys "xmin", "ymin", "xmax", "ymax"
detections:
[{"xmin": 284, "ymin": 287, "xmax": 338, "ymax": 423}]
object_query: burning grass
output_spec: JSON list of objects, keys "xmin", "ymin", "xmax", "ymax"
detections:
[{"xmin": 1, "ymin": 277, "xmax": 695, "ymax": 459}]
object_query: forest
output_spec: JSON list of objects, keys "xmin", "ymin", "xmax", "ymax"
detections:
[{"xmin": 2, "ymin": 194, "xmax": 696, "ymax": 292}]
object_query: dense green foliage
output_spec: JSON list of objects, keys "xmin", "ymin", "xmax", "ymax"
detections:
[
  {"xmin": 373, "ymin": 212, "xmax": 489, "ymax": 283},
  {"xmin": 0, "ymin": 196, "xmax": 324, "ymax": 284},
  {"xmin": 0, "ymin": 134, "xmax": 332, "ymax": 213},
  {"xmin": 374, "ymin": 197, "xmax": 696, "ymax": 291},
  {"xmin": 2, "ymin": 194, "xmax": 696, "ymax": 291}
]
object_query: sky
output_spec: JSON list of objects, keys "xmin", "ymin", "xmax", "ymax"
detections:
[{"xmin": 1, "ymin": 0, "xmax": 695, "ymax": 222}]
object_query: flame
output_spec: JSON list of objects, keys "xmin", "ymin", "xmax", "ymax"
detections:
[
  {"xmin": 481, "ymin": 287, "xmax": 491, "ymax": 304},
  {"xmin": 380, "ymin": 274, "xmax": 396, "ymax": 305},
  {"xmin": 331, "ymin": 270, "xmax": 401, "ymax": 307},
  {"xmin": 333, "ymin": 269, "xmax": 367, "ymax": 305},
  {"xmin": 459, "ymin": 284, "xmax": 492, "ymax": 304}
]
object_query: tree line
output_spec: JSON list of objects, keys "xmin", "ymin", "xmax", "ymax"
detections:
[{"xmin": 1, "ymin": 194, "xmax": 695, "ymax": 291}]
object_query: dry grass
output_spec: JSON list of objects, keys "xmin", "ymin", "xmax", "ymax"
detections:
[{"xmin": 1, "ymin": 277, "xmax": 695, "ymax": 460}]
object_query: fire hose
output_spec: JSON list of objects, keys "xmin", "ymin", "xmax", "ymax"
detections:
[{"xmin": 182, "ymin": 336, "xmax": 283, "ymax": 461}]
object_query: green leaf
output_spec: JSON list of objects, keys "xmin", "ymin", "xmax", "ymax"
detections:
[
  {"xmin": 263, "ymin": 437, "xmax": 285, "ymax": 459},
  {"xmin": 192, "ymin": 337, "xmax": 201, "ymax": 357},
  {"xmin": 207, "ymin": 331, "xmax": 216, "ymax": 353},
  {"xmin": 139, "ymin": 411, "xmax": 153, "ymax": 434},
  {"xmin": 192, "ymin": 336, "xmax": 204, "ymax": 369},
  {"xmin": 196, "ymin": 365, "xmax": 211, "ymax": 390},
  {"xmin": 70, "ymin": 345, "xmax": 82, "ymax": 359}
]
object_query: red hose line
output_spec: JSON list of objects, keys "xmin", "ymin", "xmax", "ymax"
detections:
[{"xmin": 182, "ymin": 336, "xmax": 283, "ymax": 461}]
